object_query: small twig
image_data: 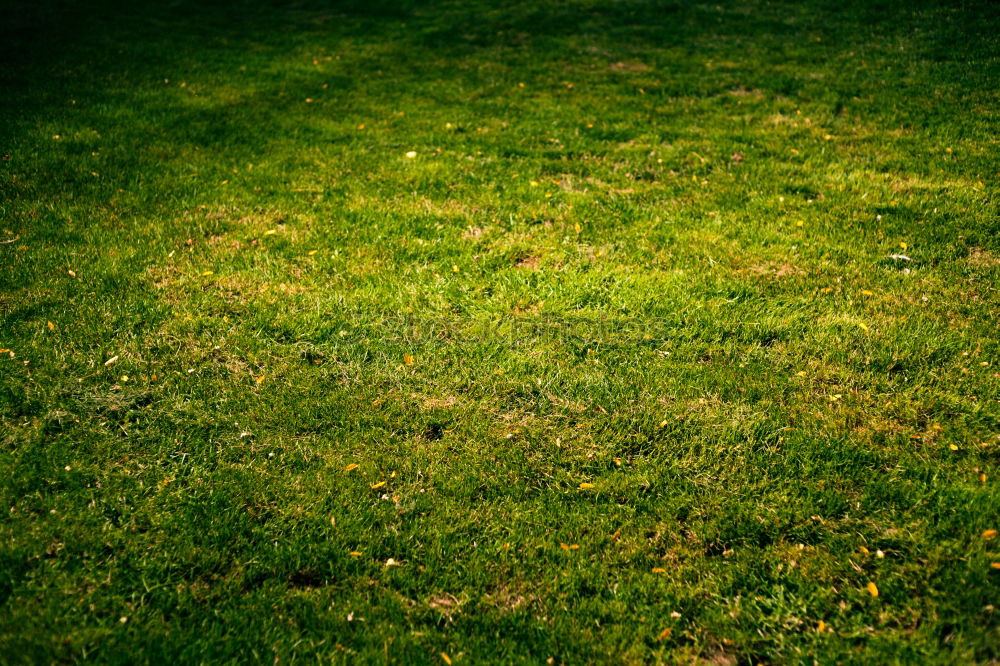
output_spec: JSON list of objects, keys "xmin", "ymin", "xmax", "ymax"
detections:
[{"xmin": 0, "ymin": 236, "xmax": 20, "ymax": 245}]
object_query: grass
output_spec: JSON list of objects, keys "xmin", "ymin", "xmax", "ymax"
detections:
[{"xmin": 1, "ymin": 0, "xmax": 999, "ymax": 662}]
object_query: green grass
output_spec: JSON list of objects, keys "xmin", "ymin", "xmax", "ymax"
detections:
[{"xmin": 2, "ymin": 0, "xmax": 999, "ymax": 662}]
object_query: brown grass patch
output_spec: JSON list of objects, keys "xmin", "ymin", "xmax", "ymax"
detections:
[
  {"xmin": 515, "ymin": 254, "xmax": 540, "ymax": 269},
  {"xmin": 610, "ymin": 61, "xmax": 650, "ymax": 73},
  {"xmin": 968, "ymin": 247, "xmax": 999, "ymax": 268}
]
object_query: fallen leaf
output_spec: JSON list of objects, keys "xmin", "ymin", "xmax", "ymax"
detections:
[
  {"xmin": 867, "ymin": 582, "xmax": 879, "ymax": 597},
  {"xmin": 104, "ymin": 355, "xmax": 119, "ymax": 366},
  {"xmin": 371, "ymin": 481, "xmax": 386, "ymax": 489},
  {"xmin": 440, "ymin": 653, "xmax": 452, "ymax": 665},
  {"xmin": 403, "ymin": 354, "xmax": 415, "ymax": 366},
  {"xmin": 578, "ymin": 482, "xmax": 595, "ymax": 490},
  {"xmin": 651, "ymin": 567, "xmax": 666, "ymax": 574},
  {"xmin": 47, "ymin": 321, "xmax": 54, "ymax": 331},
  {"xmin": 657, "ymin": 627, "xmax": 672, "ymax": 641},
  {"xmin": 983, "ymin": 529, "xmax": 997, "ymax": 540},
  {"xmin": 344, "ymin": 464, "xmax": 359, "ymax": 472}
]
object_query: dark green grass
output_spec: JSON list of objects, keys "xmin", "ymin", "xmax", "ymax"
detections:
[{"xmin": 2, "ymin": 0, "xmax": 999, "ymax": 662}]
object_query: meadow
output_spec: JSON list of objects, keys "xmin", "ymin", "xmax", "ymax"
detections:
[{"xmin": 1, "ymin": 0, "xmax": 999, "ymax": 662}]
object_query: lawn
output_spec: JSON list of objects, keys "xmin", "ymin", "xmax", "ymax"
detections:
[{"xmin": 1, "ymin": 0, "xmax": 998, "ymax": 662}]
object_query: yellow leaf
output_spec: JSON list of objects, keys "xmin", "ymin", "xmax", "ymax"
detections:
[
  {"xmin": 817, "ymin": 620, "xmax": 826, "ymax": 632},
  {"xmin": 820, "ymin": 287, "xmax": 833, "ymax": 293},
  {"xmin": 440, "ymin": 653, "xmax": 452, "ymax": 665},
  {"xmin": 578, "ymin": 482, "xmax": 595, "ymax": 490},
  {"xmin": 861, "ymin": 289, "xmax": 874, "ymax": 296},
  {"xmin": 308, "ymin": 250, "xmax": 318, "ymax": 256},
  {"xmin": 264, "ymin": 229, "xmax": 277, "ymax": 236},
  {"xmin": 349, "ymin": 551, "xmax": 362, "ymax": 557},
  {"xmin": 201, "ymin": 270, "xmax": 214, "ymax": 276},
  {"xmin": 948, "ymin": 444, "xmax": 959, "ymax": 451},
  {"xmin": 574, "ymin": 222, "xmax": 582, "ymax": 233},
  {"xmin": 858, "ymin": 323, "xmax": 869, "ymax": 332},
  {"xmin": 795, "ymin": 371, "xmax": 807, "ymax": 377},
  {"xmin": 657, "ymin": 627, "xmax": 672, "ymax": 641},
  {"xmin": 899, "ymin": 242, "xmax": 907, "ymax": 250},
  {"xmin": 560, "ymin": 542, "xmax": 569, "ymax": 550},
  {"xmin": 371, "ymin": 481, "xmax": 386, "ymax": 489},
  {"xmin": 344, "ymin": 464, "xmax": 359, "ymax": 472},
  {"xmin": 980, "ymin": 472, "xmax": 987, "ymax": 484},
  {"xmin": 403, "ymin": 353, "xmax": 415, "ymax": 366},
  {"xmin": 47, "ymin": 321, "xmax": 54, "ymax": 331},
  {"xmin": 982, "ymin": 529, "xmax": 997, "ymax": 540},
  {"xmin": 991, "ymin": 562, "xmax": 1000, "ymax": 570},
  {"xmin": 867, "ymin": 582, "xmax": 879, "ymax": 597},
  {"xmin": 651, "ymin": 567, "xmax": 666, "ymax": 574},
  {"xmin": 255, "ymin": 375, "xmax": 265, "ymax": 384},
  {"xmin": 659, "ymin": 420, "xmax": 668, "ymax": 428}
]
